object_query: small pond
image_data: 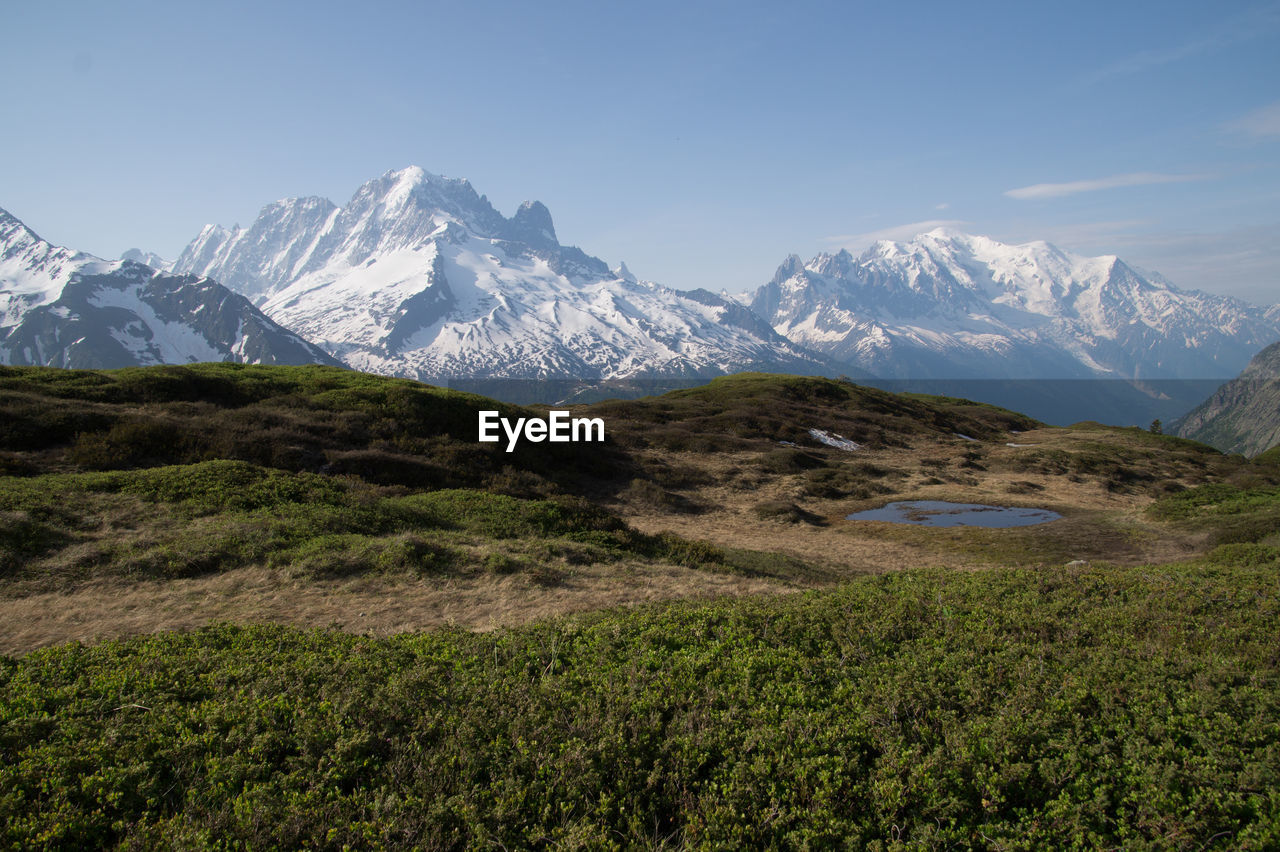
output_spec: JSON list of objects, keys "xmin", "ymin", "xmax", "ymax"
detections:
[{"xmin": 846, "ymin": 500, "xmax": 1062, "ymax": 528}]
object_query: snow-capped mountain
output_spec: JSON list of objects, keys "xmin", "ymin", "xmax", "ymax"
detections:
[
  {"xmin": 750, "ymin": 229, "xmax": 1280, "ymax": 379},
  {"xmin": 172, "ymin": 167, "xmax": 829, "ymax": 382},
  {"xmin": 0, "ymin": 207, "xmax": 340, "ymax": 369}
]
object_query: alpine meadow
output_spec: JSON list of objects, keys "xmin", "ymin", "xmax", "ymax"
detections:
[
  {"xmin": 2, "ymin": 365, "xmax": 1279, "ymax": 847},
  {"xmin": 4, "ymin": 1, "xmax": 1280, "ymax": 849}
]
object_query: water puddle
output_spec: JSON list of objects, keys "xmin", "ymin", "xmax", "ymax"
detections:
[{"xmin": 846, "ymin": 500, "xmax": 1062, "ymax": 528}]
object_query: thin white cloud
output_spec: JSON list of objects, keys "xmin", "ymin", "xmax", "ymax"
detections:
[
  {"xmin": 1226, "ymin": 100, "xmax": 1280, "ymax": 139},
  {"xmin": 1083, "ymin": 37, "xmax": 1225, "ymax": 85},
  {"xmin": 1004, "ymin": 172, "xmax": 1212, "ymax": 200},
  {"xmin": 934, "ymin": 202, "xmax": 950, "ymax": 211},
  {"xmin": 823, "ymin": 219, "xmax": 970, "ymax": 249},
  {"xmin": 1081, "ymin": 6, "xmax": 1280, "ymax": 86}
]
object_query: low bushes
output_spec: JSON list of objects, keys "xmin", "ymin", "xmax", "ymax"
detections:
[
  {"xmin": 0, "ymin": 463, "xmax": 730, "ymax": 585},
  {"xmin": 3, "ymin": 561, "xmax": 1277, "ymax": 848}
]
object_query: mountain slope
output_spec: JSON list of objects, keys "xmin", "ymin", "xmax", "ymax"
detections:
[
  {"xmin": 1174, "ymin": 341, "xmax": 1280, "ymax": 456},
  {"xmin": 750, "ymin": 229, "xmax": 1280, "ymax": 380},
  {"xmin": 173, "ymin": 167, "xmax": 830, "ymax": 382},
  {"xmin": 0, "ymin": 207, "xmax": 340, "ymax": 369}
]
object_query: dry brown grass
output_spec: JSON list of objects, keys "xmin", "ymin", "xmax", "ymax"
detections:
[
  {"xmin": 0, "ymin": 559, "xmax": 793, "ymax": 657},
  {"xmin": 615, "ymin": 426, "xmax": 1214, "ymax": 577},
  {"xmin": 1, "ymin": 421, "xmax": 1230, "ymax": 656}
]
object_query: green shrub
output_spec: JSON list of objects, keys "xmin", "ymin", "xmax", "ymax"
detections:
[
  {"xmin": 803, "ymin": 467, "xmax": 891, "ymax": 499},
  {"xmin": 282, "ymin": 533, "xmax": 456, "ymax": 578},
  {"xmin": 0, "ymin": 464, "xmax": 727, "ymax": 585},
  {"xmin": 67, "ymin": 417, "xmax": 188, "ymax": 469},
  {"xmin": 0, "ymin": 511, "xmax": 69, "ymax": 574},
  {"xmin": 1151, "ymin": 483, "xmax": 1280, "ymax": 521},
  {"xmin": 1254, "ymin": 444, "xmax": 1280, "ymax": 466},
  {"xmin": 3, "ymin": 562, "xmax": 1278, "ymax": 848},
  {"xmin": 99, "ymin": 460, "xmax": 349, "ymax": 514},
  {"xmin": 1204, "ymin": 542, "xmax": 1280, "ymax": 566},
  {"xmin": 483, "ymin": 552, "xmax": 527, "ymax": 575}
]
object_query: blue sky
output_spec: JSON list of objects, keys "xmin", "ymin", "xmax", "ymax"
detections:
[{"xmin": 3, "ymin": 0, "xmax": 1278, "ymax": 302}]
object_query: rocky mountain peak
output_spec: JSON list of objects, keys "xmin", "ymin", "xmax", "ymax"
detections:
[
  {"xmin": 771, "ymin": 254, "xmax": 806, "ymax": 286},
  {"xmin": 505, "ymin": 200, "xmax": 558, "ymax": 248},
  {"xmin": 809, "ymin": 249, "xmax": 856, "ymax": 279},
  {"xmin": 164, "ymin": 168, "xmax": 829, "ymax": 383},
  {"xmin": 612, "ymin": 261, "xmax": 637, "ymax": 283}
]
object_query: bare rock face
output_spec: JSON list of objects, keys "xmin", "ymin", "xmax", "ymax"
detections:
[{"xmin": 1174, "ymin": 341, "xmax": 1280, "ymax": 457}]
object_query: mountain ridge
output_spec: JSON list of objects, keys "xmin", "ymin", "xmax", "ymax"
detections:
[
  {"xmin": 0, "ymin": 207, "xmax": 341, "ymax": 369},
  {"xmin": 171, "ymin": 166, "xmax": 834, "ymax": 382},
  {"xmin": 750, "ymin": 228, "xmax": 1280, "ymax": 381},
  {"xmin": 1174, "ymin": 340, "xmax": 1280, "ymax": 457},
  {"xmin": 19, "ymin": 167, "xmax": 1280, "ymax": 391}
]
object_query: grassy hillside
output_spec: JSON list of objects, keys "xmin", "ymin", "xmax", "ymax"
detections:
[
  {"xmin": 596, "ymin": 372, "xmax": 1039, "ymax": 452},
  {"xmin": 4, "ymin": 558, "xmax": 1278, "ymax": 849},
  {"xmin": 0, "ymin": 363, "xmax": 1270, "ymax": 630},
  {"xmin": 3, "ymin": 364, "xmax": 1280, "ymax": 847},
  {"xmin": 0, "ymin": 362, "xmax": 627, "ymax": 490},
  {"xmin": 0, "ymin": 365, "xmax": 1081, "ymax": 602}
]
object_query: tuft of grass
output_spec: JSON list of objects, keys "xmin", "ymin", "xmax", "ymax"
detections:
[
  {"xmin": 621, "ymin": 478, "xmax": 704, "ymax": 514},
  {"xmin": 803, "ymin": 466, "xmax": 894, "ymax": 499},
  {"xmin": 281, "ymin": 533, "xmax": 458, "ymax": 579},
  {"xmin": 752, "ymin": 500, "xmax": 826, "ymax": 526},
  {"xmin": 0, "ymin": 511, "xmax": 70, "ymax": 575}
]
